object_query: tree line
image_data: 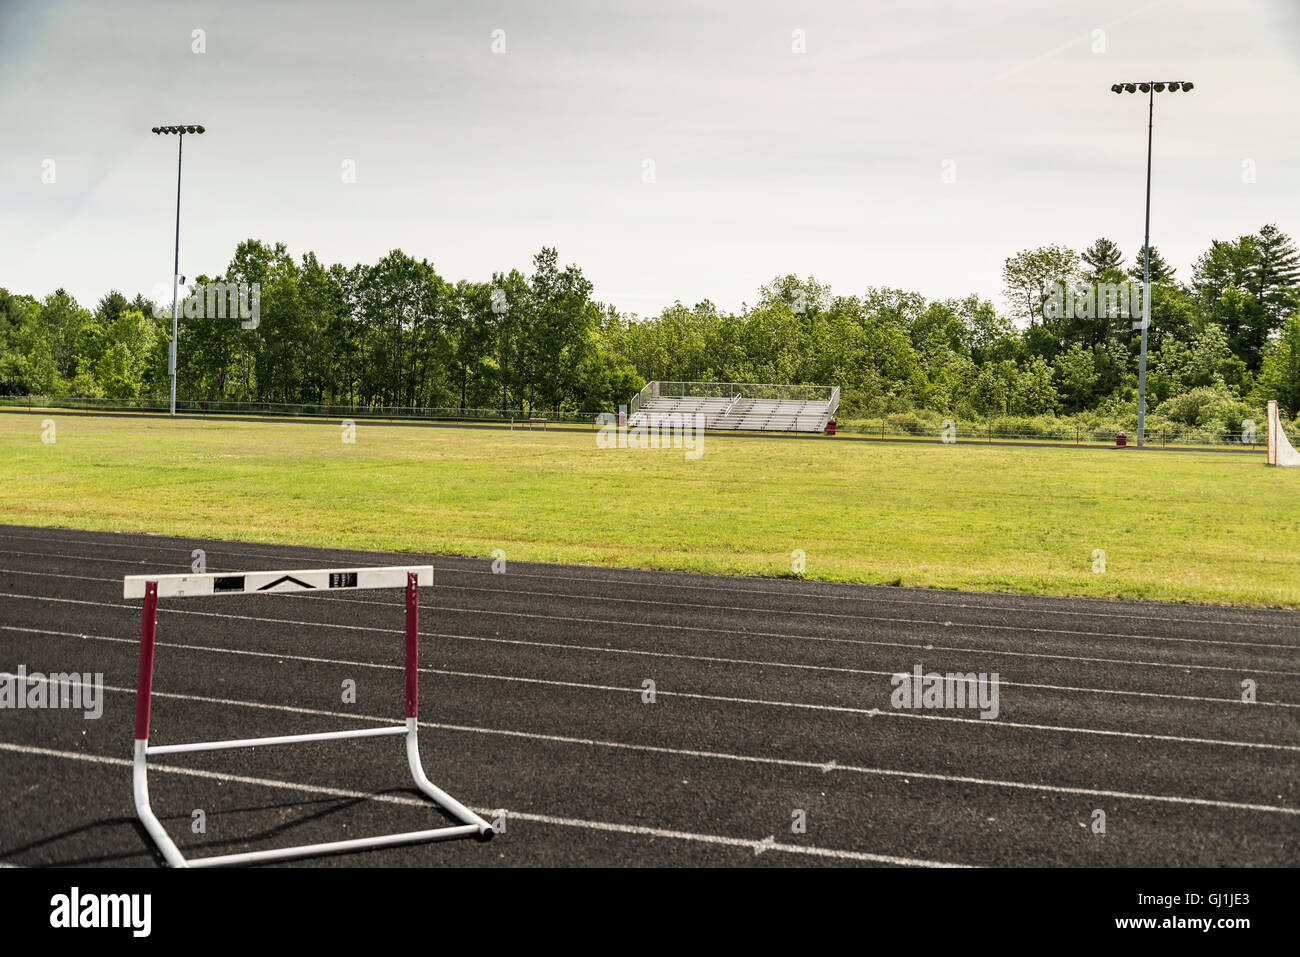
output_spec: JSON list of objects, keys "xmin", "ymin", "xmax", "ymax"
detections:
[{"xmin": 2, "ymin": 225, "xmax": 1298, "ymax": 429}]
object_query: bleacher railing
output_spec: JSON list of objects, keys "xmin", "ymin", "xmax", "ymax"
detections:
[
  {"xmin": 628, "ymin": 382, "xmax": 654, "ymax": 420},
  {"xmin": 637, "ymin": 382, "xmax": 838, "ymax": 404}
]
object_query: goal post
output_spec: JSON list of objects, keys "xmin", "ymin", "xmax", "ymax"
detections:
[
  {"xmin": 124, "ymin": 565, "xmax": 495, "ymax": 868},
  {"xmin": 1267, "ymin": 400, "xmax": 1300, "ymax": 467}
]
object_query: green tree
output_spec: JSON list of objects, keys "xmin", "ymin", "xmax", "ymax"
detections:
[
  {"xmin": 524, "ymin": 247, "xmax": 599, "ymax": 413},
  {"xmin": 1127, "ymin": 245, "xmax": 1175, "ymax": 283},
  {"xmin": 1082, "ymin": 238, "xmax": 1124, "ymax": 281},
  {"xmin": 1002, "ymin": 245, "xmax": 1080, "ymax": 327},
  {"xmin": 1192, "ymin": 235, "xmax": 1274, "ymax": 368},
  {"xmin": 1053, "ymin": 343, "xmax": 1099, "ymax": 412},
  {"xmin": 1251, "ymin": 224, "xmax": 1300, "ymax": 331},
  {"xmin": 1256, "ymin": 312, "xmax": 1300, "ymax": 414}
]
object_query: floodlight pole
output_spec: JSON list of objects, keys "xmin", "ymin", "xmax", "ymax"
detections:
[
  {"xmin": 1110, "ymin": 81, "xmax": 1192, "ymax": 447},
  {"xmin": 152, "ymin": 124, "xmax": 204, "ymax": 416},
  {"xmin": 169, "ymin": 132, "xmax": 184, "ymax": 417},
  {"xmin": 1138, "ymin": 87, "xmax": 1153, "ymax": 448}
]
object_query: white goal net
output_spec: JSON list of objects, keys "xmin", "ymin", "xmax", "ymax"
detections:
[{"xmin": 1267, "ymin": 400, "xmax": 1300, "ymax": 467}]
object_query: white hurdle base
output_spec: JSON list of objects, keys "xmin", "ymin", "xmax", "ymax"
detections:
[
  {"xmin": 133, "ymin": 722, "xmax": 493, "ymax": 869},
  {"xmin": 129, "ymin": 567, "xmax": 496, "ymax": 867}
]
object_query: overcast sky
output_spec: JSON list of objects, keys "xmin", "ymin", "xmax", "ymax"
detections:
[{"xmin": 2, "ymin": 0, "xmax": 1297, "ymax": 318}]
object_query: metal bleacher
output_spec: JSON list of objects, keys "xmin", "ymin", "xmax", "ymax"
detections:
[{"xmin": 626, "ymin": 382, "xmax": 840, "ymax": 433}]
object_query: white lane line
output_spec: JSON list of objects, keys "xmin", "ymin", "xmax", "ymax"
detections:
[
  {"xmin": 4, "ymin": 628, "xmax": 1296, "ymax": 751},
  {"xmin": 2, "ymin": 564, "xmax": 1279, "ymax": 660},
  {"xmin": 269, "ymin": 587, "xmax": 1298, "ymax": 652},
  {"xmin": 468, "ymin": 570, "xmax": 1300, "ymax": 629},
  {"xmin": 9, "ymin": 622, "xmax": 1295, "ymax": 709},
  {"xmin": 417, "ymin": 632, "xmax": 1300, "ymax": 708},
  {"xmin": 0, "ymin": 741, "xmax": 966, "ymax": 867},
  {"xmin": 1, "ymin": 533, "xmax": 1295, "ymax": 632},
  {"xmin": 30, "ymin": 556, "xmax": 1279, "ymax": 655},
  {"xmin": 5, "ymin": 590, "xmax": 1296, "ymax": 677},
  {"xmin": 333, "ymin": 602, "xmax": 1300, "ymax": 663},
  {"xmin": 4, "ymin": 679, "xmax": 1296, "ymax": 817},
  {"xmin": 396, "ymin": 583, "xmax": 1300, "ymax": 650}
]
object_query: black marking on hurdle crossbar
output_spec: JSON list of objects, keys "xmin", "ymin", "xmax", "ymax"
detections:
[
  {"xmin": 213, "ymin": 575, "xmax": 246, "ymax": 592},
  {"xmin": 329, "ymin": 572, "xmax": 358, "ymax": 588},
  {"xmin": 257, "ymin": 575, "xmax": 315, "ymax": 591}
]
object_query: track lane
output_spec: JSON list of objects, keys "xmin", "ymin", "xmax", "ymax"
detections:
[{"xmin": 1, "ymin": 525, "xmax": 1296, "ymax": 868}]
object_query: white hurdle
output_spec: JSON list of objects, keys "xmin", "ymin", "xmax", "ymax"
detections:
[{"xmin": 124, "ymin": 564, "xmax": 495, "ymax": 867}]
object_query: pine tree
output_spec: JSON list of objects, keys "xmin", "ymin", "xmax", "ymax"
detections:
[
  {"xmin": 1128, "ymin": 245, "xmax": 1175, "ymax": 283},
  {"xmin": 1252, "ymin": 224, "xmax": 1300, "ymax": 330},
  {"xmin": 1082, "ymin": 238, "xmax": 1124, "ymax": 280}
]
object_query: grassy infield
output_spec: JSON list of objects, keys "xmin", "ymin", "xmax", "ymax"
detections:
[{"xmin": 2, "ymin": 411, "xmax": 1297, "ymax": 607}]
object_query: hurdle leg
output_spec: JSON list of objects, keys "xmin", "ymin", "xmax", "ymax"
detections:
[
  {"xmin": 402, "ymin": 572, "xmax": 494, "ymax": 839},
  {"xmin": 132, "ymin": 581, "xmax": 188, "ymax": 867}
]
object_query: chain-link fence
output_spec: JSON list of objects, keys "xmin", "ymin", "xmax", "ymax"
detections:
[
  {"xmin": 0, "ymin": 395, "xmax": 601, "ymax": 426},
  {"xmin": 833, "ymin": 417, "xmax": 1284, "ymax": 449},
  {"xmin": 5, "ymin": 395, "xmax": 1293, "ymax": 449}
]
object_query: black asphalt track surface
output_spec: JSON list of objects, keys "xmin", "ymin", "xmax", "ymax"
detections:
[{"xmin": 0, "ymin": 524, "xmax": 1295, "ymax": 867}]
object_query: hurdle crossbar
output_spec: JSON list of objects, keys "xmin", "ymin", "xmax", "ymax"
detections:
[{"xmin": 125, "ymin": 564, "xmax": 495, "ymax": 868}]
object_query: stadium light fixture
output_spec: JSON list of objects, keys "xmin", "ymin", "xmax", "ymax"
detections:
[
  {"xmin": 1109, "ymin": 81, "xmax": 1194, "ymax": 447},
  {"xmin": 152, "ymin": 124, "xmax": 205, "ymax": 416}
]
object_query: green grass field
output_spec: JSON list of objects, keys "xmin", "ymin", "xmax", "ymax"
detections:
[{"xmin": 2, "ymin": 411, "xmax": 1298, "ymax": 606}]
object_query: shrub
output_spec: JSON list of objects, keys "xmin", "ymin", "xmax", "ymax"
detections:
[
  {"xmin": 1156, "ymin": 386, "xmax": 1240, "ymax": 426},
  {"xmin": 886, "ymin": 410, "xmax": 943, "ymax": 435}
]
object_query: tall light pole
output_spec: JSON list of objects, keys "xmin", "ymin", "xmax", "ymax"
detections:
[
  {"xmin": 1109, "ymin": 82, "xmax": 1192, "ymax": 447},
  {"xmin": 152, "ymin": 124, "xmax": 205, "ymax": 416}
]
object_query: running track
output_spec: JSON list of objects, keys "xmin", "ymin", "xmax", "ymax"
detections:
[{"xmin": 0, "ymin": 524, "xmax": 1295, "ymax": 867}]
